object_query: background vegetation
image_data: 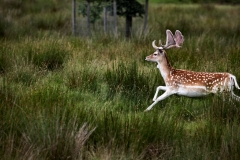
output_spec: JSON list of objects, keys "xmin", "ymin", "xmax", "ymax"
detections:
[{"xmin": 1, "ymin": 0, "xmax": 240, "ymax": 159}]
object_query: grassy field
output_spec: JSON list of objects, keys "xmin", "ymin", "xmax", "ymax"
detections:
[{"xmin": 1, "ymin": 1, "xmax": 240, "ymax": 159}]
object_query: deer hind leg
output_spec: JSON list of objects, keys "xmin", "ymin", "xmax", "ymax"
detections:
[
  {"xmin": 153, "ymin": 86, "xmax": 167, "ymax": 101},
  {"xmin": 145, "ymin": 90, "xmax": 175, "ymax": 112},
  {"xmin": 230, "ymin": 75, "xmax": 240, "ymax": 102},
  {"xmin": 231, "ymin": 91, "xmax": 240, "ymax": 102}
]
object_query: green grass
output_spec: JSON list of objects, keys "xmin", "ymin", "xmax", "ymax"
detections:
[{"xmin": 1, "ymin": 1, "xmax": 240, "ymax": 159}]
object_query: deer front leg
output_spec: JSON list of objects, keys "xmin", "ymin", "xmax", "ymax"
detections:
[
  {"xmin": 145, "ymin": 90, "xmax": 174, "ymax": 112},
  {"xmin": 153, "ymin": 86, "xmax": 167, "ymax": 101}
]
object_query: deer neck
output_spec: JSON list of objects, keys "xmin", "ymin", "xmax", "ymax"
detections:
[{"xmin": 157, "ymin": 54, "xmax": 172, "ymax": 81}]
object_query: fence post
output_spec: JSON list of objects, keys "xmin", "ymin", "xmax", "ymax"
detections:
[
  {"xmin": 113, "ymin": 0, "xmax": 117, "ymax": 37},
  {"xmin": 87, "ymin": 1, "xmax": 91, "ymax": 37},
  {"xmin": 72, "ymin": 0, "xmax": 76, "ymax": 36},
  {"xmin": 103, "ymin": 6, "xmax": 107, "ymax": 34},
  {"xmin": 143, "ymin": 0, "xmax": 148, "ymax": 35}
]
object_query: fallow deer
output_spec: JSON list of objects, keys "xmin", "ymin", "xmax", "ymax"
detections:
[{"xmin": 145, "ymin": 29, "xmax": 240, "ymax": 111}]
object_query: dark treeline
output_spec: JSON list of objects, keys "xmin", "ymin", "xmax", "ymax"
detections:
[{"xmin": 191, "ymin": 0, "xmax": 239, "ymax": 3}]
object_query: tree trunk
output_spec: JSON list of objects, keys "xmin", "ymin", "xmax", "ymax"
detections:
[{"xmin": 126, "ymin": 15, "xmax": 132, "ymax": 38}]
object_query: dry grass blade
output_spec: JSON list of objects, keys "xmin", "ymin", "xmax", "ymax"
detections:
[{"xmin": 73, "ymin": 122, "xmax": 96, "ymax": 158}]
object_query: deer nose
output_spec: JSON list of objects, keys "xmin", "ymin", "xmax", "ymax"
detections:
[{"xmin": 145, "ymin": 56, "xmax": 151, "ymax": 61}]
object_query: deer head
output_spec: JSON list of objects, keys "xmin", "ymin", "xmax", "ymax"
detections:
[{"xmin": 146, "ymin": 30, "xmax": 184, "ymax": 63}]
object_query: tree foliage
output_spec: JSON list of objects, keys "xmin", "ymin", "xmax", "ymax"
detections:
[
  {"xmin": 116, "ymin": 0, "xmax": 145, "ymax": 18},
  {"xmin": 78, "ymin": 1, "xmax": 103, "ymax": 25},
  {"xmin": 78, "ymin": 0, "xmax": 145, "ymax": 37}
]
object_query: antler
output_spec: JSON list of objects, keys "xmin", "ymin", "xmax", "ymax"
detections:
[{"xmin": 152, "ymin": 30, "xmax": 184, "ymax": 50}]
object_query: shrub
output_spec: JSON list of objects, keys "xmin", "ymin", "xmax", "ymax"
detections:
[{"xmin": 29, "ymin": 41, "xmax": 69, "ymax": 71}]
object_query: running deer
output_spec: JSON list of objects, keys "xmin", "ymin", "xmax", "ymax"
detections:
[{"xmin": 145, "ymin": 29, "xmax": 240, "ymax": 111}]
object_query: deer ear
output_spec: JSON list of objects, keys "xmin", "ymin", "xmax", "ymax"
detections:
[{"xmin": 174, "ymin": 30, "xmax": 184, "ymax": 47}]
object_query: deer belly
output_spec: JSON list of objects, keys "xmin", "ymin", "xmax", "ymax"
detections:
[{"xmin": 177, "ymin": 85, "xmax": 209, "ymax": 97}]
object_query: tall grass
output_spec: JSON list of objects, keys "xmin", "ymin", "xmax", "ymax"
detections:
[{"xmin": 0, "ymin": 2, "xmax": 240, "ymax": 160}]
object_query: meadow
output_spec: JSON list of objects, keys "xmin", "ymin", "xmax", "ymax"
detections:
[{"xmin": 1, "ymin": 1, "xmax": 240, "ymax": 159}]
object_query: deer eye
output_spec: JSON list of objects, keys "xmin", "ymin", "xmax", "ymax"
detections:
[
  {"xmin": 158, "ymin": 49, "xmax": 163, "ymax": 53},
  {"xmin": 153, "ymin": 53, "xmax": 158, "ymax": 56}
]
